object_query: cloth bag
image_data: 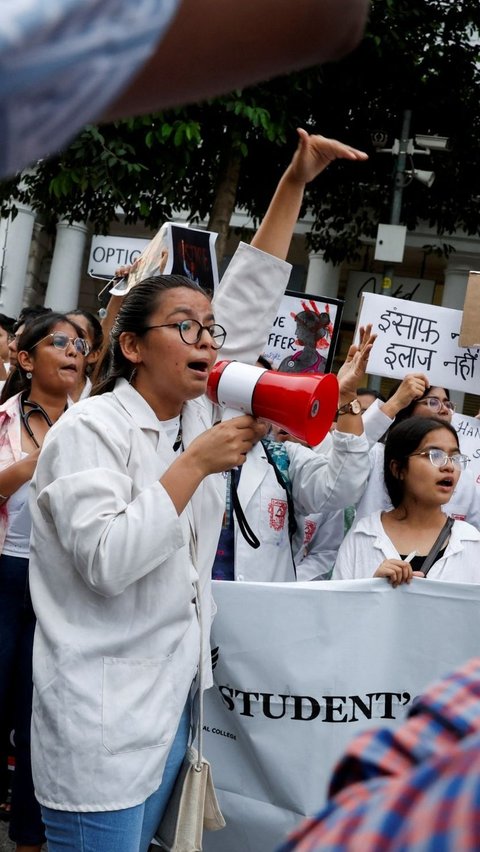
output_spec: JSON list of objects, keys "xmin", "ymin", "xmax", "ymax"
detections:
[
  {"xmin": 155, "ymin": 746, "xmax": 225, "ymax": 851},
  {"xmin": 155, "ymin": 581, "xmax": 225, "ymax": 852}
]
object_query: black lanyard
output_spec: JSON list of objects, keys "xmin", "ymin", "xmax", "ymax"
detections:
[{"xmin": 172, "ymin": 415, "xmax": 183, "ymax": 452}]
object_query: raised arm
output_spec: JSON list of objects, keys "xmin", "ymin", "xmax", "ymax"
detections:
[{"xmin": 251, "ymin": 129, "xmax": 368, "ymax": 260}]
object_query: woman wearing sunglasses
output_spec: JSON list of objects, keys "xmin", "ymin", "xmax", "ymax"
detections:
[
  {"xmin": 0, "ymin": 312, "xmax": 88, "ymax": 852},
  {"xmin": 355, "ymin": 379, "xmax": 480, "ymax": 529},
  {"xmin": 333, "ymin": 416, "xmax": 480, "ymax": 584}
]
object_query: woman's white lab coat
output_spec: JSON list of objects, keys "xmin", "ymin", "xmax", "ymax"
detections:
[{"xmin": 28, "ymin": 243, "xmax": 292, "ymax": 811}]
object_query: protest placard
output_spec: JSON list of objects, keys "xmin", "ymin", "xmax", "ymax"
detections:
[
  {"xmin": 356, "ymin": 292, "xmax": 480, "ymax": 393},
  {"xmin": 343, "ymin": 271, "xmax": 435, "ymax": 324},
  {"xmin": 452, "ymin": 411, "xmax": 480, "ymax": 489},
  {"xmin": 102, "ymin": 222, "xmax": 219, "ymax": 297},
  {"xmin": 262, "ymin": 292, "xmax": 343, "ymax": 374},
  {"xmin": 163, "ymin": 223, "xmax": 218, "ymax": 291}
]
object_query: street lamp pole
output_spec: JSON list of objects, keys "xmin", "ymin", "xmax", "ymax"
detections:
[{"xmin": 381, "ymin": 108, "xmax": 412, "ymax": 295}]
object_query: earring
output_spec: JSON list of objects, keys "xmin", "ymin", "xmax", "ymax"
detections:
[
  {"xmin": 26, "ymin": 371, "xmax": 32, "ymax": 380},
  {"xmin": 129, "ymin": 367, "xmax": 137, "ymax": 385}
]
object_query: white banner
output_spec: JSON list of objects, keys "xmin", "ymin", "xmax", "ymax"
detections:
[
  {"xmin": 204, "ymin": 579, "xmax": 480, "ymax": 852},
  {"xmin": 356, "ymin": 292, "xmax": 480, "ymax": 394}
]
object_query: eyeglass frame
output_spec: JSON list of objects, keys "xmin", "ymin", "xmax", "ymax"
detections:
[
  {"xmin": 417, "ymin": 397, "xmax": 456, "ymax": 413},
  {"xmin": 30, "ymin": 332, "xmax": 90, "ymax": 356},
  {"xmin": 408, "ymin": 448, "xmax": 470, "ymax": 471},
  {"xmin": 143, "ymin": 319, "xmax": 227, "ymax": 350}
]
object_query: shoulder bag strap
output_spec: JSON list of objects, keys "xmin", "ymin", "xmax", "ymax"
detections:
[
  {"xmin": 193, "ymin": 581, "xmax": 205, "ymax": 768},
  {"xmin": 421, "ymin": 516, "xmax": 454, "ymax": 577}
]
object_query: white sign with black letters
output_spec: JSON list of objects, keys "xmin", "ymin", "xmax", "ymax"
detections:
[
  {"xmin": 356, "ymin": 292, "xmax": 480, "ymax": 394},
  {"xmin": 452, "ymin": 412, "xmax": 480, "ymax": 490},
  {"xmin": 88, "ymin": 235, "xmax": 149, "ymax": 278}
]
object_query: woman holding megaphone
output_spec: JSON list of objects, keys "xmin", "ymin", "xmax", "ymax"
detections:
[{"xmin": 27, "ymin": 130, "xmax": 370, "ymax": 852}]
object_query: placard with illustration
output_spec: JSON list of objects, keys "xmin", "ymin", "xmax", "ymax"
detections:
[{"xmin": 262, "ymin": 291, "xmax": 344, "ymax": 374}]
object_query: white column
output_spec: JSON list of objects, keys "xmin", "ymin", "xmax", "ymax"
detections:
[
  {"xmin": 305, "ymin": 251, "xmax": 341, "ymax": 299},
  {"xmin": 45, "ymin": 220, "xmax": 88, "ymax": 311},
  {"xmin": 442, "ymin": 253, "xmax": 479, "ymax": 413},
  {"xmin": 0, "ymin": 203, "xmax": 36, "ymax": 317}
]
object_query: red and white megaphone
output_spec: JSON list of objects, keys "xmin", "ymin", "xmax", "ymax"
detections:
[{"xmin": 206, "ymin": 360, "xmax": 339, "ymax": 446}]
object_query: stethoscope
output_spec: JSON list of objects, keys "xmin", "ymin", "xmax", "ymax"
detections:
[{"xmin": 19, "ymin": 392, "xmax": 55, "ymax": 448}]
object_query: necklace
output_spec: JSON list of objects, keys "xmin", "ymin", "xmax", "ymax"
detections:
[{"xmin": 19, "ymin": 392, "xmax": 60, "ymax": 448}]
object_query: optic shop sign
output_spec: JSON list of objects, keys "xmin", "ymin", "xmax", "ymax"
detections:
[{"xmin": 88, "ymin": 236, "xmax": 149, "ymax": 279}]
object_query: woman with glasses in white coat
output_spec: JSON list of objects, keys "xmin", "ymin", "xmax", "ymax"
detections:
[
  {"xmin": 28, "ymin": 130, "xmax": 370, "ymax": 852},
  {"xmin": 333, "ymin": 416, "xmax": 480, "ymax": 584},
  {"xmin": 0, "ymin": 313, "xmax": 89, "ymax": 852},
  {"xmin": 356, "ymin": 379, "xmax": 480, "ymax": 530}
]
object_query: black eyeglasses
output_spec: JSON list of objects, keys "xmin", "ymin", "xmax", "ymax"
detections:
[
  {"xmin": 32, "ymin": 332, "xmax": 90, "ymax": 356},
  {"xmin": 144, "ymin": 319, "xmax": 227, "ymax": 350},
  {"xmin": 409, "ymin": 448, "xmax": 470, "ymax": 471}
]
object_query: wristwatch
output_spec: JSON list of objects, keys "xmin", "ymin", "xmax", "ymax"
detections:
[{"xmin": 336, "ymin": 398, "xmax": 362, "ymax": 416}]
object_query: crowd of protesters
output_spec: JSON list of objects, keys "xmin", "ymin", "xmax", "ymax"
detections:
[
  {"xmin": 1, "ymin": 131, "xmax": 480, "ymax": 852},
  {"xmin": 5, "ymin": 3, "xmax": 480, "ymax": 850}
]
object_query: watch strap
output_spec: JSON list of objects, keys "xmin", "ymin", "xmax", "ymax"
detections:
[{"xmin": 337, "ymin": 398, "xmax": 361, "ymax": 416}]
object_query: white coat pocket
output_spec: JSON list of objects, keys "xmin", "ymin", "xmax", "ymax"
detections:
[
  {"xmin": 259, "ymin": 490, "xmax": 289, "ymax": 545},
  {"xmin": 102, "ymin": 656, "xmax": 175, "ymax": 754}
]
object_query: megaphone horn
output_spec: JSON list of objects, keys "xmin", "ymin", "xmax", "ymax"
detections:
[{"xmin": 207, "ymin": 360, "xmax": 339, "ymax": 446}]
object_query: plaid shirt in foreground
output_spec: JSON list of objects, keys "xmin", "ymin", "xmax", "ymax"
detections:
[{"xmin": 278, "ymin": 657, "xmax": 480, "ymax": 851}]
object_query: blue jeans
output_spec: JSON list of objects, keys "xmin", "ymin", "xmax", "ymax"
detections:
[
  {"xmin": 41, "ymin": 699, "xmax": 191, "ymax": 852},
  {"xmin": 0, "ymin": 553, "xmax": 45, "ymax": 845}
]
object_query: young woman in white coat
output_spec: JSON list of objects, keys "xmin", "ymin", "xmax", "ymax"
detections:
[
  {"xmin": 357, "ymin": 379, "xmax": 480, "ymax": 529},
  {"xmin": 333, "ymin": 416, "xmax": 480, "ymax": 584},
  {"xmin": 0, "ymin": 312, "xmax": 89, "ymax": 852},
  {"xmin": 28, "ymin": 130, "xmax": 369, "ymax": 851}
]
